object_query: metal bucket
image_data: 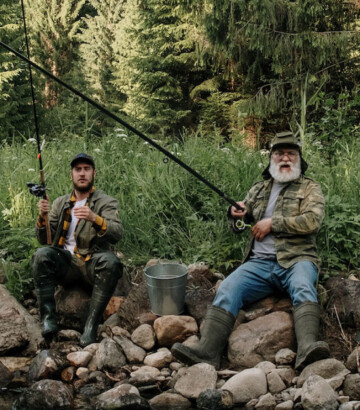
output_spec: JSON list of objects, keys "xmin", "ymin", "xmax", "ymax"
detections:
[{"xmin": 144, "ymin": 263, "xmax": 188, "ymax": 316}]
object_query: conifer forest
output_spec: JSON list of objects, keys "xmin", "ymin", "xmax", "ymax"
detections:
[{"xmin": 0, "ymin": 0, "xmax": 360, "ymax": 298}]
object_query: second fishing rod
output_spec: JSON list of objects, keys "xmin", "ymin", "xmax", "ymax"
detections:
[{"xmin": 0, "ymin": 40, "xmax": 250, "ymax": 231}]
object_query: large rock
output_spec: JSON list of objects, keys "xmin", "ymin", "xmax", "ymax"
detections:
[
  {"xmin": 325, "ymin": 277, "xmax": 360, "ymax": 328},
  {"xmin": 95, "ymin": 338, "xmax": 126, "ymax": 372},
  {"xmin": 174, "ymin": 363, "xmax": 217, "ymax": 399},
  {"xmin": 149, "ymin": 392, "xmax": 192, "ymax": 410},
  {"xmin": 0, "ymin": 284, "xmax": 42, "ymax": 355},
  {"xmin": 343, "ymin": 374, "xmax": 360, "ymax": 401},
  {"xmin": 154, "ymin": 315, "xmax": 198, "ymax": 347},
  {"xmin": 13, "ymin": 379, "xmax": 74, "ymax": 410},
  {"xmin": 221, "ymin": 368, "xmax": 267, "ymax": 404},
  {"xmin": 131, "ymin": 324, "xmax": 156, "ymax": 350},
  {"xmin": 301, "ymin": 375, "xmax": 338, "ymax": 410},
  {"xmin": 228, "ymin": 311, "xmax": 295, "ymax": 369},
  {"xmin": 297, "ymin": 358, "xmax": 348, "ymax": 388},
  {"xmin": 27, "ymin": 349, "xmax": 69, "ymax": 383}
]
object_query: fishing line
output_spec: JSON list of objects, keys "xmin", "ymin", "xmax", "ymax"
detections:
[{"xmin": 0, "ymin": 40, "xmax": 249, "ymax": 230}]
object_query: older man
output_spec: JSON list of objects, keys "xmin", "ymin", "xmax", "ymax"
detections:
[
  {"xmin": 33, "ymin": 153, "xmax": 123, "ymax": 346},
  {"xmin": 172, "ymin": 131, "xmax": 330, "ymax": 370}
]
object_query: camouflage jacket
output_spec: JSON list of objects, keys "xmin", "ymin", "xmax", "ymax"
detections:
[{"xmin": 229, "ymin": 175, "xmax": 325, "ymax": 268}]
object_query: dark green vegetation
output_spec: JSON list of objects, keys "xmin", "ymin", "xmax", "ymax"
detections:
[{"xmin": 0, "ymin": 0, "xmax": 359, "ymax": 299}]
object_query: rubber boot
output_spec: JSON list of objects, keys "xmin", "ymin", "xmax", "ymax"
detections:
[
  {"xmin": 79, "ymin": 286, "xmax": 114, "ymax": 347},
  {"xmin": 171, "ymin": 306, "xmax": 235, "ymax": 369},
  {"xmin": 37, "ymin": 286, "xmax": 58, "ymax": 337},
  {"xmin": 294, "ymin": 301, "xmax": 330, "ymax": 370}
]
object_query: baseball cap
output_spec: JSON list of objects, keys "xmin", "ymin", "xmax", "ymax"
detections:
[
  {"xmin": 270, "ymin": 131, "xmax": 302, "ymax": 152},
  {"xmin": 70, "ymin": 153, "xmax": 95, "ymax": 168}
]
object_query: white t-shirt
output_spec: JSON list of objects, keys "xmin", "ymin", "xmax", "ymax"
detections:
[{"xmin": 64, "ymin": 198, "xmax": 87, "ymax": 254}]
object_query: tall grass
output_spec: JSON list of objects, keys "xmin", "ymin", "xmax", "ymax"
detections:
[{"xmin": 1, "ymin": 128, "xmax": 360, "ymax": 298}]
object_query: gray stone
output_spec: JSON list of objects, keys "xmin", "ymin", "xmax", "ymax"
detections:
[
  {"xmin": 154, "ymin": 315, "xmax": 198, "ymax": 347},
  {"xmin": 144, "ymin": 348, "xmax": 173, "ymax": 368},
  {"xmin": 255, "ymin": 393, "xmax": 277, "ymax": 409},
  {"xmin": 196, "ymin": 389, "xmax": 233, "ymax": 409},
  {"xmin": 27, "ymin": 349, "xmax": 69, "ymax": 383},
  {"xmin": 255, "ymin": 361, "xmax": 276, "ymax": 374},
  {"xmin": 57, "ymin": 329, "xmax": 81, "ymax": 341},
  {"xmin": 149, "ymin": 392, "xmax": 192, "ymax": 410},
  {"xmin": 114, "ymin": 335, "xmax": 146, "ymax": 363},
  {"xmin": 301, "ymin": 375, "xmax": 338, "ymax": 410},
  {"xmin": 95, "ymin": 338, "xmax": 126, "ymax": 372},
  {"xmin": 131, "ymin": 324, "xmax": 156, "ymax": 350},
  {"xmin": 339, "ymin": 402, "xmax": 360, "ymax": 410},
  {"xmin": 174, "ymin": 363, "xmax": 217, "ymax": 399},
  {"xmin": 275, "ymin": 401, "xmax": 294, "ymax": 410},
  {"xmin": 129, "ymin": 365, "xmax": 161, "ymax": 385},
  {"xmin": 267, "ymin": 370, "xmax": 287, "ymax": 394},
  {"xmin": 228, "ymin": 311, "xmax": 295, "ymax": 369},
  {"xmin": 0, "ymin": 284, "xmax": 42, "ymax": 355},
  {"xmin": 13, "ymin": 379, "xmax": 73, "ymax": 410},
  {"xmin": 272, "ymin": 368, "xmax": 296, "ymax": 388},
  {"xmin": 0, "ymin": 361, "xmax": 13, "ymax": 388},
  {"xmin": 67, "ymin": 351, "xmax": 93, "ymax": 367},
  {"xmin": 221, "ymin": 368, "xmax": 267, "ymax": 404},
  {"xmin": 346, "ymin": 346, "xmax": 360, "ymax": 373},
  {"xmin": 343, "ymin": 374, "xmax": 360, "ymax": 401},
  {"xmin": 275, "ymin": 349, "xmax": 296, "ymax": 366},
  {"xmin": 96, "ymin": 383, "xmax": 140, "ymax": 406},
  {"xmin": 95, "ymin": 393, "xmax": 150, "ymax": 409},
  {"xmin": 297, "ymin": 358, "xmax": 347, "ymax": 387}
]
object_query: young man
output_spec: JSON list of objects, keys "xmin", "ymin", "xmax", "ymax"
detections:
[
  {"xmin": 33, "ymin": 153, "xmax": 123, "ymax": 347},
  {"xmin": 172, "ymin": 131, "xmax": 330, "ymax": 370}
]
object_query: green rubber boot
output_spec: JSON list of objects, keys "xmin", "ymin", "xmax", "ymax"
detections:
[
  {"xmin": 171, "ymin": 306, "xmax": 235, "ymax": 369},
  {"xmin": 37, "ymin": 286, "xmax": 58, "ymax": 337},
  {"xmin": 79, "ymin": 286, "xmax": 114, "ymax": 347},
  {"xmin": 294, "ymin": 301, "xmax": 330, "ymax": 370}
]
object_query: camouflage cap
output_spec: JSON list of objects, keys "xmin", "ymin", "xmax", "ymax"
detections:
[{"xmin": 270, "ymin": 131, "xmax": 301, "ymax": 152}]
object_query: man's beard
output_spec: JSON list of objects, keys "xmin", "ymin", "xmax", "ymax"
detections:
[
  {"xmin": 269, "ymin": 158, "xmax": 301, "ymax": 183},
  {"xmin": 73, "ymin": 178, "xmax": 94, "ymax": 193}
]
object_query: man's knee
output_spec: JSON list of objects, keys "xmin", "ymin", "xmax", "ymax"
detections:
[
  {"xmin": 94, "ymin": 253, "xmax": 123, "ymax": 280},
  {"xmin": 32, "ymin": 246, "xmax": 57, "ymax": 266}
]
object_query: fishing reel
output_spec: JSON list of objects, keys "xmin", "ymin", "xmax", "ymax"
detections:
[
  {"xmin": 26, "ymin": 182, "xmax": 50, "ymax": 198},
  {"xmin": 235, "ymin": 218, "xmax": 251, "ymax": 231}
]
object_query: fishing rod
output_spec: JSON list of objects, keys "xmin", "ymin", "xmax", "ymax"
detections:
[
  {"xmin": 0, "ymin": 40, "xmax": 250, "ymax": 231},
  {"xmin": 19, "ymin": 0, "xmax": 52, "ymax": 244}
]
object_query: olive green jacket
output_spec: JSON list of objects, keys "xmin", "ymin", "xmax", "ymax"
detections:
[
  {"xmin": 36, "ymin": 190, "xmax": 123, "ymax": 258},
  {"xmin": 229, "ymin": 175, "xmax": 325, "ymax": 268}
]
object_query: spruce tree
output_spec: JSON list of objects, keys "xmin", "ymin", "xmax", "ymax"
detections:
[{"xmin": 0, "ymin": 0, "xmax": 32, "ymax": 140}]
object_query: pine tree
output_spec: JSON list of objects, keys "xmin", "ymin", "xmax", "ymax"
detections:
[
  {"xmin": 193, "ymin": 0, "xmax": 359, "ymax": 127},
  {"xmin": 0, "ymin": 1, "xmax": 32, "ymax": 140},
  {"xmin": 77, "ymin": 0, "xmax": 126, "ymax": 110},
  {"xmin": 112, "ymin": 0, "xmax": 209, "ymax": 136},
  {"xmin": 24, "ymin": 0, "xmax": 86, "ymax": 107}
]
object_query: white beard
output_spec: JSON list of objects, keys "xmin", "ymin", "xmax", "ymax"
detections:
[{"xmin": 269, "ymin": 158, "xmax": 301, "ymax": 183}]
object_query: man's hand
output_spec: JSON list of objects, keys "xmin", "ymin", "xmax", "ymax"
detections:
[
  {"xmin": 38, "ymin": 195, "xmax": 50, "ymax": 219},
  {"xmin": 74, "ymin": 206, "xmax": 97, "ymax": 222},
  {"xmin": 251, "ymin": 218, "xmax": 272, "ymax": 241},
  {"xmin": 231, "ymin": 201, "xmax": 247, "ymax": 218}
]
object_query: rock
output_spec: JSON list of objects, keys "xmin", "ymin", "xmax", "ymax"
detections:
[
  {"xmin": 57, "ymin": 329, "xmax": 81, "ymax": 341},
  {"xmin": 174, "ymin": 363, "xmax": 217, "ymax": 399},
  {"xmin": 143, "ymin": 348, "xmax": 173, "ymax": 368},
  {"xmin": 228, "ymin": 311, "xmax": 295, "ymax": 369},
  {"xmin": 339, "ymin": 402, "xmax": 360, "ymax": 410},
  {"xmin": 131, "ymin": 324, "xmax": 156, "ymax": 350},
  {"xmin": 275, "ymin": 349, "xmax": 296, "ymax": 366},
  {"xmin": 343, "ymin": 374, "xmax": 360, "ymax": 401},
  {"xmin": 96, "ymin": 383, "xmax": 140, "ymax": 406},
  {"xmin": 13, "ymin": 379, "xmax": 74, "ymax": 410},
  {"xmin": 297, "ymin": 358, "xmax": 347, "ymax": 387},
  {"xmin": 95, "ymin": 393, "xmax": 150, "ymax": 409},
  {"xmin": 95, "ymin": 338, "xmax": 126, "ymax": 372},
  {"xmin": 67, "ymin": 351, "xmax": 93, "ymax": 367},
  {"xmin": 114, "ymin": 335, "xmax": 146, "ymax": 363},
  {"xmin": 0, "ymin": 361, "xmax": 13, "ymax": 388},
  {"xmin": 110, "ymin": 326, "xmax": 131, "ymax": 338},
  {"xmin": 149, "ymin": 392, "xmax": 192, "ymax": 409},
  {"xmin": 267, "ymin": 370, "xmax": 287, "ymax": 394},
  {"xmin": 0, "ymin": 284, "xmax": 42, "ymax": 355},
  {"xmin": 272, "ymin": 368, "xmax": 296, "ymax": 388},
  {"xmin": 55, "ymin": 286, "xmax": 91, "ymax": 331},
  {"xmin": 27, "ymin": 349, "xmax": 69, "ymax": 383},
  {"xmin": 346, "ymin": 346, "xmax": 360, "ymax": 372},
  {"xmin": 0, "ymin": 357, "xmax": 32, "ymax": 373},
  {"xmin": 301, "ymin": 375, "xmax": 338, "ymax": 410},
  {"xmin": 325, "ymin": 277, "xmax": 360, "ymax": 328},
  {"xmin": 129, "ymin": 366, "xmax": 161, "ymax": 385},
  {"xmin": 275, "ymin": 400, "xmax": 294, "ymax": 409},
  {"xmin": 244, "ymin": 296, "xmax": 279, "ymax": 321},
  {"xmin": 138, "ymin": 312, "xmax": 158, "ymax": 326},
  {"xmin": 154, "ymin": 315, "xmax": 198, "ymax": 347},
  {"xmin": 255, "ymin": 392, "xmax": 277, "ymax": 409},
  {"xmin": 327, "ymin": 369, "xmax": 351, "ymax": 390},
  {"xmin": 196, "ymin": 389, "xmax": 233, "ymax": 409},
  {"xmin": 221, "ymin": 368, "xmax": 267, "ymax": 404},
  {"xmin": 255, "ymin": 361, "xmax": 276, "ymax": 374}
]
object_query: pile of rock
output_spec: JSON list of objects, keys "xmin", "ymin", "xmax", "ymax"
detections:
[{"xmin": 1, "ymin": 262, "xmax": 360, "ymax": 410}]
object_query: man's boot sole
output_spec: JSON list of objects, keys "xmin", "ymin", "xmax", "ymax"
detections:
[
  {"xmin": 295, "ymin": 341, "xmax": 330, "ymax": 370},
  {"xmin": 171, "ymin": 343, "xmax": 220, "ymax": 369}
]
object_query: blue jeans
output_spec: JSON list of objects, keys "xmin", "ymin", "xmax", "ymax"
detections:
[{"xmin": 213, "ymin": 258, "xmax": 318, "ymax": 317}]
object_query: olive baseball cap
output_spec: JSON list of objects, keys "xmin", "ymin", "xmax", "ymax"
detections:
[
  {"xmin": 270, "ymin": 131, "xmax": 302, "ymax": 152},
  {"xmin": 70, "ymin": 153, "xmax": 95, "ymax": 168}
]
